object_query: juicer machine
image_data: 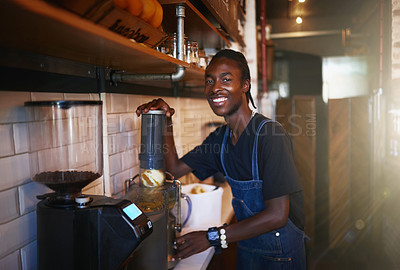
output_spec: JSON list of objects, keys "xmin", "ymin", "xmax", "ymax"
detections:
[{"xmin": 125, "ymin": 110, "xmax": 191, "ymax": 270}]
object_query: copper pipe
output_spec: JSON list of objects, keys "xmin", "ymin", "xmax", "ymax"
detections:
[{"xmin": 260, "ymin": 0, "xmax": 268, "ymax": 94}]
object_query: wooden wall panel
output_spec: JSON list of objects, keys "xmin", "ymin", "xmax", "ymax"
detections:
[
  {"xmin": 277, "ymin": 96, "xmax": 372, "ymax": 250},
  {"xmin": 276, "ymin": 97, "xmax": 316, "ymax": 246},
  {"xmin": 382, "ymin": 80, "xmax": 399, "ymax": 261},
  {"xmin": 276, "ymin": 98, "xmax": 292, "ymax": 132},
  {"xmin": 349, "ymin": 97, "xmax": 371, "ymax": 235},
  {"xmin": 292, "ymin": 96, "xmax": 316, "ymax": 246},
  {"xmin": 328, "ymin": 99, "xmax": 351, "ymax": 248}
]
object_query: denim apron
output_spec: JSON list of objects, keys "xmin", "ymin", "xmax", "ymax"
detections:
[{"xmin": 221, "ymin": 120, "xmax": 307, "ymax": 270}]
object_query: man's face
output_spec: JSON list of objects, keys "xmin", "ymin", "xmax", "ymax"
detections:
[{"xmin": 204, "ymin": 57, "xmax": 249, "ymax": 117}]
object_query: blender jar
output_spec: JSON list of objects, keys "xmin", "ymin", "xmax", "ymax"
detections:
[
  {"xmin": 24, "ymin": 100, "xmax": 103, "ymax": 197},
  {"xmin": 139, "ymin": 110, "xmax": 166, "ymax": 187}
]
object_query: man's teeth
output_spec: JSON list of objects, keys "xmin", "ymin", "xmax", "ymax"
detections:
[{"xmin": 213, "ymin": 97, "xmax": 227, "ymax": 103}]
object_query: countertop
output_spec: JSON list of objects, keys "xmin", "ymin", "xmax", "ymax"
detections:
[{"xmin": 174, "ymin": 181, "xmax": 234, "ymax": 270}]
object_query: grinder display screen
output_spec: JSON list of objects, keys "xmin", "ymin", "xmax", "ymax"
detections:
[{"xmin": 122, "ymin": 203, "xmax": 142, "ymax": 220}]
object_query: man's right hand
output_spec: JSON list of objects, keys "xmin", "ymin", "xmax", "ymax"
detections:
[{"xmin": 136, "ymin": 98, "xmax": 175, "ymax": 118}]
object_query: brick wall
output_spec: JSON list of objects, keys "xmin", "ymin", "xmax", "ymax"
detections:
[{"xmin": 0, "ymin": 91, "xmax": 220, "ymax": 269}]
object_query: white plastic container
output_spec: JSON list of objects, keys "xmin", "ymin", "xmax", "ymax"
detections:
[{"xmin": 181, "ymin": 183, "xmax": 223, "ymax": 229}]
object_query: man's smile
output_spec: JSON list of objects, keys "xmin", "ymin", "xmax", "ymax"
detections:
[{"xmin": 210, "ymin": 96, "xmax": 228, "ymax": 106}]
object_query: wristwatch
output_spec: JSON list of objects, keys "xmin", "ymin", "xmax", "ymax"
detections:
[{"xmin": 207, "ymin": 227, "xmax": 221, "ymax": 254}]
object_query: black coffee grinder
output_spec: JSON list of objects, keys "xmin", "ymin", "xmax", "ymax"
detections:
[{"xmin": 25, "ymin": 101, "xmax": 152, "ymax": 270}]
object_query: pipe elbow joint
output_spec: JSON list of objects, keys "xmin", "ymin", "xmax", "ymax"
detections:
[{"xmin": 171, "ymin": 66, "xmax": 185, "ymax": 82}]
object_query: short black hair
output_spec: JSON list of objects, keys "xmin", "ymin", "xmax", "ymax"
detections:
[{"xmin": 207, "ymin": 49, "xmax": 256, "ymax": 109}]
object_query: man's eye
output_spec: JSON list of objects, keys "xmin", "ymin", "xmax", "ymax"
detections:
[
  {"xmin": 206, "ymin": 79, "xmax": 213, "ymax": 84},
  {"xmin": 222, "ymin": 78, "xmax": 231, "ymax": 82}
]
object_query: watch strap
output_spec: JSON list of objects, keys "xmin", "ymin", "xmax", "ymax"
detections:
[{"xmin": 207, "ymin": 227, "xmax": 221, "ymax": 254}]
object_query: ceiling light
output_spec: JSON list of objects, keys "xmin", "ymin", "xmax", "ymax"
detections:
[
  {"xmin": 299, "ymin": 0, "xmax": 306, "ymax": 2},
  {"xmin": 296, "ymin": 16, "xmax": 303, "ymax": 24}
]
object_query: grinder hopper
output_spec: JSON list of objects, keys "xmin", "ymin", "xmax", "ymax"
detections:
[{"xmin": 24, "ymin": 100, "xmax": 103, "ymax": 203}]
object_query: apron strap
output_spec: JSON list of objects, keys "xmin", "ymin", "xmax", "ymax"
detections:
[
  {"xmin": 251, "ymin": 120, "xmax": 274, "ymax": 179},
  {"xmin": 220, "ymin": 126, "xmax": 230, "ymax": 176},
  {"xmin": 221, "ymin": 119, "xmax": 276, "ymax": 179}
]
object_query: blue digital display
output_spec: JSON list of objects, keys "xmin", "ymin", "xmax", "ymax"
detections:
[{"xmin": 122, "ymin": 203, "xmax": 142, "ymax": 220}]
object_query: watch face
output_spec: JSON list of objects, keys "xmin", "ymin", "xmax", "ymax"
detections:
[{"xmin": 208, "ymin": 231, "xmax": 219, "ymax": 241}]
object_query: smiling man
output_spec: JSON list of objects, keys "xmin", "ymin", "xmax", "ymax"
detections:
[{"xmin": 136, "ymin": 49, "xmax": 307, "ymax": 270}]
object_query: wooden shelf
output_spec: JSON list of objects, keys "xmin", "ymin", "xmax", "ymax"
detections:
[
  {"xmin": 198, "ymin": 0, "xmax": 245, "ymax": 47},
  {"xmin": 0, "ymin": 0, "xmax": 205, "ymax": 84},
  {"xmin": 159, "ymin": 0, "xmax": 244, "ymax": 48},
  {"xmin": 161, "ymin": 0, "xmax": 232, "ymax": 49},
  {"xmin": 0, "ymin": 0, "xmax": 245, "ymax": 90}
]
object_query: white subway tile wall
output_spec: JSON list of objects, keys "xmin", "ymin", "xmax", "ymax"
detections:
[
  {"xmin": 0, "ymin": 92, "xmax": 30, "ymax": 124},
  {"xmin": 83, "ymin": 177, "xmax": 104, "ymax": 195},
  {"xmin": 0, "ymin": 212, "xmax": 36, "ymax": 258},
  {"xmin": 120, "ymin": 113, "xmax": 138, "ymax": 132},
  {"xmin": 37, "ymin": 146, "xmax": 69, "ymax": 172},
  {"xmin": 13, "ymin": 123, "xmax": 29, "ymax": 154},
  {"xmin": 0, "ymin": 154, "xmax": 31, "ymax": 191},
  {"xmin": 88, "ymin": 93, "xmax": 101, "ymax": 101},
  {"xmin": 18, "ymin": 182, "xmax": 51, "ymax": 215},
  {"xmin": 0, "ymin": 91, "xmax": 221, "ymax": 269},
  {"xmin": 109, "ymin": 93, "xmax": 128, "ymax": 113},
  {"xmin": 52, "ymin": 119, "xmax": 75, "ymax": 147},
  {"xmin": 106, "ymin": 94, "xmax": 134, "ymax": 196},
  {"xmin": 68, "ymin": 141, "xmax": 96, "ymax": 168},
  {"xmin": 30, "ymin": 92, "xmax": 63, "ymax": 101},
  {"xmin": 121, "ymin": 149, "xmax": 137, "ymax": 171},
  {"xmin": 26, "ymin": 121, "xmax": 52, "ymax": 152},
  {"xmin": 112, "ymin": 169, "xmax": 131, "ymax": 197},
  {"xmin": 109, "ymin": 152, "xmax": 122, "ymax": 175},
  {"xmin": 0, "ymin": 188, "xmax": 19, "ymax": 223},
  {"xmin": 0, "ymin": 250, "xmax": 21, "ymax": 270},
  {"xmin": 107, "ymin": 114, "xmax": 120, "ymax": 134},
  {"xmin": 63, "ymin": 93, "xmax": 92, "ymax": 100},
  {"xmin": 0, "ymin": 124, "xmax": 14, "ymax": 157},
  {"xmin": 20, "ymin": 241, "xmax": 37, "ymax": 270}
]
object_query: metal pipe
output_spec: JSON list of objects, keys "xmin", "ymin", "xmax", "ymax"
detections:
[
  {"xmin": 260, "ymin": 0, "xmax": 268, "ymax": 94},
  {"xmin": 110, "ymin": 4, "xmax": 186, "ymax": 84},
  {"xmin": 175, "ymin": 4, "xmax": 185, "ymax": 62},
  {"xmin": 111, "ymin": 66, "xmax": 185, "ymax": 82},
  {"xmin": 174, "ymin": 179, "xmax": 182, "ymax": 233}
]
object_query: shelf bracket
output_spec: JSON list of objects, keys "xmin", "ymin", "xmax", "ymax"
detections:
[{"xmin": 110, "ymin": 4, "xmax": 186, "ymax": 84}]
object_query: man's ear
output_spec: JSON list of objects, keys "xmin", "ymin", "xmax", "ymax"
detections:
[{"xmin": 242, "ymin": 79, "xmax": 250, "ymax": 93}]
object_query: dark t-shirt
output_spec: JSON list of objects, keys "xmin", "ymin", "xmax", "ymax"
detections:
[{"xmin": 181, "ymin": 113, "xmax": 305, "ymax": 230}]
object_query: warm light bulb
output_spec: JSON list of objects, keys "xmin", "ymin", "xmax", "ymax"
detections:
[
  {"xmin": 299, "ymin": 0, "xmax": 306, "ymax": 2},
  {"xmin": 296, "ymin": 16, "xmax": 303, "ymax": 24}
]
